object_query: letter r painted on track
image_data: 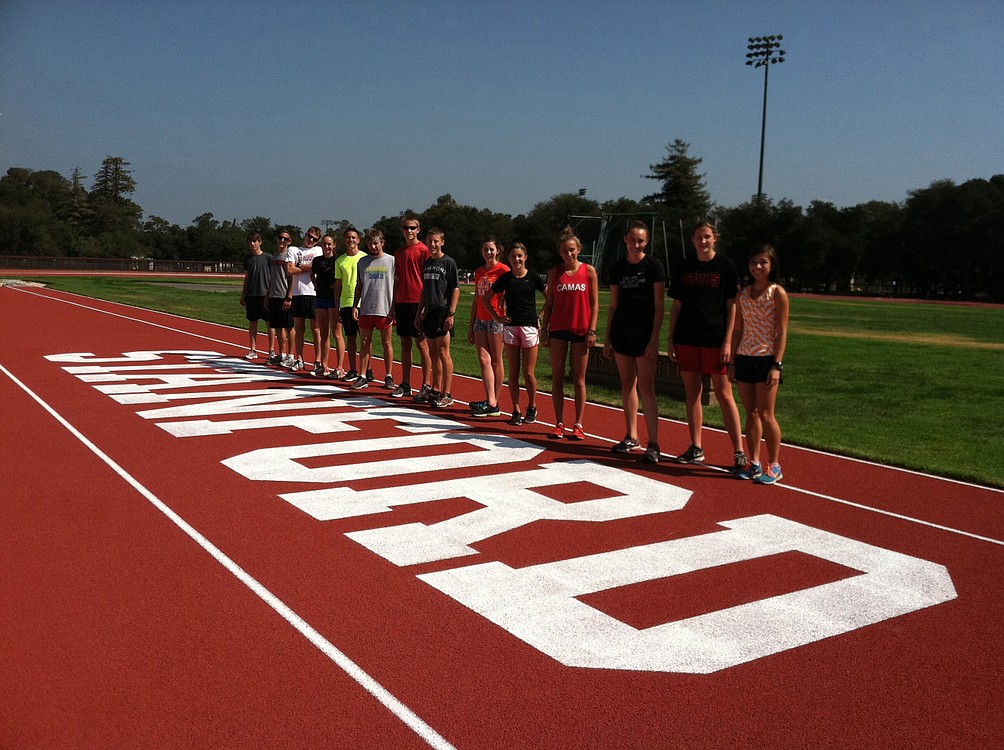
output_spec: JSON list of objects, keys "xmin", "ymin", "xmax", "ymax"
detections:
[{"xmin": 333, "ymin": 460, "xmax": 692, "ymax": 565}]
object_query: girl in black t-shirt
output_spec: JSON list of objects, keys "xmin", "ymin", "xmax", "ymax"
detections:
[
  {"xmin": 487, "ymin": 243, "xmax": 546, "ymax": 425},
  {"xmin": 667, "ymin": 221, "xmax": 745, "ymax": 470},
  {"xmin": 603, "ymin": 221, "xmax": 666, "ymax": 463}
]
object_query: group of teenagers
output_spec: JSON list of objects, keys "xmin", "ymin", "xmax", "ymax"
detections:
[{"xmin": 240, "ymin": 216, "xmax": 789, "ymax": 485}]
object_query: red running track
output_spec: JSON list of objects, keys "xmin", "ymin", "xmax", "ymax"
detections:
[{"xmin": 1, "ymin": 284, "xmax": 1002, "ymax": 749}]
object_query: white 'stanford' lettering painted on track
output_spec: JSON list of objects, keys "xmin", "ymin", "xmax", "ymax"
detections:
[{"xmin": 46, "ymin": 349, "xmax": 959, "ymax": 674}]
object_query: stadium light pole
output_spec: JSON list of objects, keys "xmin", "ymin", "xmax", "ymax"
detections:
[{"xmin": 746, "ymin": 35, "xmax": 785, "ymax": 205}]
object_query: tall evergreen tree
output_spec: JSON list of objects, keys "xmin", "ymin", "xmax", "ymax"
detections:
[
  {"xmin": 642, "ymin": 139, "xmax": 713, "ymax": 226},
  {"xmin": 89, "ymin": 156, "xmax": 141, "ymax": 235},
  {"xmin": 91, "ymin": 156, "xmax": 136, "ymax": 202}
]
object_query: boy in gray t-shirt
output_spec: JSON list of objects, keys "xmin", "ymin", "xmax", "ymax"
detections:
[{"xmin": 351, "ymin": 229, "xmax": 396, "ymax": 389}]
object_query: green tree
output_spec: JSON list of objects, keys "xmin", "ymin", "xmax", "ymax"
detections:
[
  {"xmin": 91, "ymin": 156, "xmax": 136, "ymax": 201},
  {"xmin": 512, "ymin": 192, "xmax": 601, "ymax": 272},
  {"xmin": 852, "ymin": 200, "xmax": 904, "ymax": 288},
  {"xmin": 642, "ymin": 139, "xmax": 713, "ymax": 227},
  {"xmin": 716, "ymin": 198, "xmax": 804, "ymax": 286},
  {"xmin": 57, "ymin": 167, "xmax": 96, "ymax": 231},
  {"xmin": 89, "ymin": 156, "xmax": 142, "ymax": 235},
  {"xmin": 419, "ymin": 194, "xmax": 514, "ymax": 270},
  {"xmin": 0, "ymin": 167, "xmax": 76, "ymax": 255}
]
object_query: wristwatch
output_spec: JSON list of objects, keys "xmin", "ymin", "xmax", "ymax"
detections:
[{"xmin": 771, "ymin": 361, "xmax": 784, "ymax": 371}]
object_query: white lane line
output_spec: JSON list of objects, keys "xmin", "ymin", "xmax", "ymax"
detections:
[
  {"xmin": 0, "ymin": 362, "xmax": 457, "ymax": 750},
  {"xmin": 11, "ymin": 284, "xmax": 244, "ymax": 351}
]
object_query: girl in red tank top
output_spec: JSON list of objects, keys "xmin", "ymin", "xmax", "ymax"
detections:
[{"xmin": 541, "ymin": 228, "xmax": 599, "ymax": 441}]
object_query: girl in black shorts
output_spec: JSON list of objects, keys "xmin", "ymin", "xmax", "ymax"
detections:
[
  {"xmin": 603, "ymin": 221, "xmax": 666, "ymax": 463},
  {"xmin": 729, "ymin": 244, "xmax": 789, "ymax": 485}
]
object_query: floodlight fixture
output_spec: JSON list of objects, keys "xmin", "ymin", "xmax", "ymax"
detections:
[{"xmin": 745, "ymin": 33, "xmax": 786, "ymax": 204}]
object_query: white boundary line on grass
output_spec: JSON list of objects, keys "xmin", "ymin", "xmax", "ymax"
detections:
[{"xmin": 0, "ymin": 360, "xmax": 457, "ymax": 750}]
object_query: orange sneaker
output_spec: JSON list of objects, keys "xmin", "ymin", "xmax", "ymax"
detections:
[
  {"xmin": 569, "ymin": 423, "xmax": 586, "ymax": 441},
  {"xmin": 549, "ymin": 422, "xmax": 564, "ymax": 440}
]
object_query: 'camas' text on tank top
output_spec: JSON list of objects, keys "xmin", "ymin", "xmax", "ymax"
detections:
[{"xmin": 549, "ymin": 263, "xmax": 592, "ymax": 336}]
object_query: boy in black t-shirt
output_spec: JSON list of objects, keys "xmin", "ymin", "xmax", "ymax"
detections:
[
  {"xmin": 418, "ymin": 228, "xmax": 460, "ymax": 408},
  {"xmin": 240, "ymin": 232, "xmax": 273, "ymax": 361}
]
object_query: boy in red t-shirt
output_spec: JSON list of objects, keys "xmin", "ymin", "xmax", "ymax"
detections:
[{"xmin": 390, "ymin": 214, "xmax": 431, "ymax": 399}]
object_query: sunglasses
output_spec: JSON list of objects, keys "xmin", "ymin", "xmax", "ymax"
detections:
[
  {"xmin": 306, "ymin": 235, "xmax": 320, "ymax": 242},
  {"xmin": 278, "ymin": 237, "xmax": 291, "ymax": 242},
  {"xmin": 402, "ymin": 225, "xmax": 419, "ymax": 231}
]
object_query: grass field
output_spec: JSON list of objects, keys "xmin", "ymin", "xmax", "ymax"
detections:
[{"xmin": 6, "ymin": 274, "xmax": 1003, "ymax": 488}]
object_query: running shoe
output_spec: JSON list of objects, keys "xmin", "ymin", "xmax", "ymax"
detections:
[
  {"xmin": 733, "ymin": 451, "xmax": 748, "ymax": 475},
  {"xmin": 737, "ymin": 462, "xmax": 763, "ymax": 480},
  {"xmin": 471, "ymin": 402, "xmax": 501, "ymax": 418},
  {"xmin": 390, "ymin": 383, "xmax": 412, "ymax": 398},
  {"xmin": 351, "ymin": 377, "xmax": 369, "ymax": 390},
  {"xmin": 413, "ymin": 384, "xmax": 433, "ymax": 404},
  {"xmin": 310, "ymin": 362, "xmax": 325, "ymax": 377},
  {"xmin": 281, "ymin": 355, "xmax": 294, "ymax": 369},
  {"xmin": 507, "ymin": 410, "xmax": 523, "ymax": 426},
  {"xmin": 244, "ymin": 351, "xmax": 257, "ymax": 361},
  {"xmin": 468, "ymin": 399, "xmax": 488, "ymax": 412},
  {"xmin": 568, "ymin": 423, "xmax": 586, "ymax": 441},
  {"xmin": 548, "ymin": 422, "xmax": 565, "ymax": 440},
  {"xmin": 432, "ymin": 393, "xmax": 454, "ymax": 409},
  {"xmin": 384, "ymin": 375, "xmax": 395, "ymax": 389},
  {"xmin": 640, "ymin": 443, "xmax": 661, "ymax": 464},
  {"xmin": 756, "ymin": 464, "xmax": 783, "ymax": 485},
  {"xmin": 676, "ymin": 444, "xmax": 705, "ymax": 464},
  {"xmin": 342, "ymin": 370, "xmax": 359, "ymax": 383},
  {"xmin": 291, "ymin": 358, "xmax": 304, "ymax": 372},
  {"xmin": 611, "ymin": 436, "xmax": 641, "ymax": 454},
  {"xmin": 267, "ymin": 354, "xmax": 283, "ymax": 366},
  {"xmin": 523, "ymin": 406, "xmax": 537, "ymax": 424},
  {"xmin": 365, "ymin": 370, "xmax": 375, "ymax": 382},
  {"xmin": 327, "ymin": 369, "xmax": 345, "ymax": 380}
]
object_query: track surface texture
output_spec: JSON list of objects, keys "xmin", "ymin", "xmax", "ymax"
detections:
[{"xmin": 2, "ymin": 285, "xmax": 1001, "ymax": 749}]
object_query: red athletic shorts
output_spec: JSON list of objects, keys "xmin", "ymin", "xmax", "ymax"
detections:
[
  {"xmin": 359, "ymin": 314, "xmax": 392, "ymax": 331},
  {"xmin": 675, "ymin": 344, "xmax": 727, "ymax": 375}
]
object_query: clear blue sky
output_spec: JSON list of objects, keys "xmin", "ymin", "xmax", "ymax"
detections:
[{"xmin": 2, "ymin": 0, "xmax": 1001, "ymax": 231}]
